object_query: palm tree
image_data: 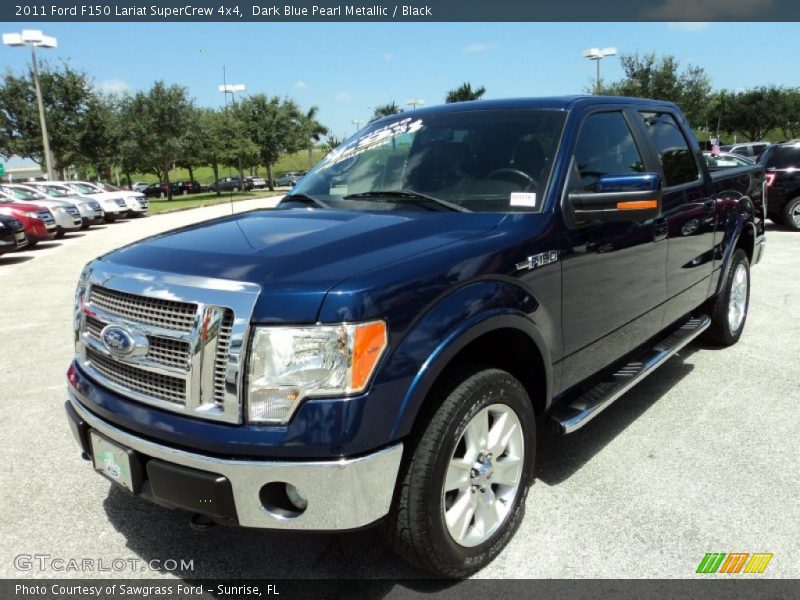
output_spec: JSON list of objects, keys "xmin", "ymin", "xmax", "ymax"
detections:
[
  {"xmin": 370, "ymin": 102, "xmax": 402, "ymax": 122},
  {"xmin": 302, "ymin": 106, "xmax": 328, "ymax": 170},
  {"xmin": 446, "ymin": 83, "xmax": 487, "ymax": 103}
]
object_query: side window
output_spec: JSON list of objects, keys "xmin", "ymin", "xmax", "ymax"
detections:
[
  {"xmin": 640, "ymin": 112, "xmax": 700, "ymax": 187},
  {"xmin": 572, "ymin": 112, "xmax": 645, "ymax": 191}
]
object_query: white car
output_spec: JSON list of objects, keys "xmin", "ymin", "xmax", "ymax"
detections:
[
  {"xmin": 79, "ymin": 181, "xmax": 148, "ymax": 217},
  {"xmin": 56, "ymin": 182, "xmax": 129, "ymax": 222},
  {"xmin": 131, "ymin": 182, "xmax": 150, "ymax": 193},
  {"xmin": 0, "ymin": 185, "xmax": 82, "ymax": 238},
  {"xmin": 13, "ymin": 182, "xmax": 104, "ymax": 229}
]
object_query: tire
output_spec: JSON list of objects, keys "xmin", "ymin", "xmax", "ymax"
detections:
[
  {"xmin": 703, "ymin": 248, "xmax": 750, "ymax": 346},
  {"xmin": 781, "ymin": 197, "xmax": 800, "ymax": 231},
  {"xmin": 81, "ymin": 219, "xmax": 90, "ymax": 230},
  {"xmin": 55, "ymin": 227, "xmax": 64, "ymax": 239},
  {"xmin": 383, "ymin": 364, "xmax": 536, "ymax": 577},
  {"xmin": 105, "ymin": 214, "xmax": 116, "ymax": 223}
]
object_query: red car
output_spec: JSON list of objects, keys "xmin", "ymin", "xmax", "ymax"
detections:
[{"xmin": 0, "ymin": 201, "xmax": 57, "ymax": 246}]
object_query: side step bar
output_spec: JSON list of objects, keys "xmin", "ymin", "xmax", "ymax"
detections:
[{"xmin": 550, "ymin": 315, "xmax": 711, "ymax": 435}]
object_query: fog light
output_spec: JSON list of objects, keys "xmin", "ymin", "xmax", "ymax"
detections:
[
  {"xmin": 248, "ymin": 387, "xmax": 300, "ymax": 422},
  {"xmin": 286, "ymin": 483, "xmax": 308, "ymax": 511}
]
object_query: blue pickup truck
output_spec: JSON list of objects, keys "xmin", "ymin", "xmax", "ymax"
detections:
[{"xmin": 66, "ymin": 96, "xmax": 766, "ymax": 576}]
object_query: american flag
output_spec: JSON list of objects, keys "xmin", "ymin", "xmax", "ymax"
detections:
[{"xmin": 710, "ymin": 138, "xmax": 721, "ymax": 157}]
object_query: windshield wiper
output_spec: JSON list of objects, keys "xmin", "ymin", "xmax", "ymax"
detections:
[
  {"xmin": 279, "ymin": 193, "xmax": 330, "ymax": 209},
  {"xmin": 343, "ymin": 190, "xmax": 468, "ymax": 212}
]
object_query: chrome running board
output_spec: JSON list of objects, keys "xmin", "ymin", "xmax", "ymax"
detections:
[{"xmin": 550, "ymin": 315, "xmax": 711, "ymax": 435}]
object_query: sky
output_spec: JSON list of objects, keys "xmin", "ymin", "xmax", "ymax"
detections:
[{"xmin": 2, "ymin": 21, "xmax": 799, "ymax": 167}]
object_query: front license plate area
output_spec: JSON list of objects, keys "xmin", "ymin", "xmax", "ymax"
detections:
[{"xmin": 90, "ymin": 431, "xmax": 136, "ymax": 492}]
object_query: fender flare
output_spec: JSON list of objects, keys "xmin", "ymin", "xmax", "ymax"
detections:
[
  {"xmin": 389, "ymin": 310, "xmax": 553, "ymax": 439},
  {"xmin": 715, "ymin": 198, "xmax": 756, "ymax": 296}
]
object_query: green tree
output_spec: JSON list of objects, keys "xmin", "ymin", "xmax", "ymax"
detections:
[
  {"xmin": 774, "ymin": 87, "xmax": 800, "ymax": 140},
  {"xmin": 118, "ymin": 81, "xmax": 194, "ymax": 199},
  {"xmin": 301, "ymin": 106, "xmax": 328, "ymax": 170},
  {"xmin": 77, "ymin": 92, "xmax": 121, "ymax": 181},
  {"xmin": 600, "ymin": 52, "xmax": 711, "ymax": 126},
  {"xmin": 236, "ymin": 94, "xmax": 306, "ymax": 190},
  {"xmin": 0, "ymin": 61, "xmax": 93, "ymax": 176},
  {"xmin": 370, "ymin": 102, "xmax": 402, "ymax": 122},
  {"xmin": 445, "ymin": 82, "xmax": 486, "ymax": 103},
  {"xmin": 712, "ymin": 87, "xmax": 782, "ymax": 142},
  {"xmin": 194, "ymin": 108, "xmax": 258, "ymax": 195},
  {"xmin": 325, "ymin": 134, "xmax": 344, "ymax": 152}
]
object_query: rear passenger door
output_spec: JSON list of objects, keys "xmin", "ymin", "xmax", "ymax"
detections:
[{"xmin": 637, "ymin": 111, "xmax": 716, "ymax": 322}]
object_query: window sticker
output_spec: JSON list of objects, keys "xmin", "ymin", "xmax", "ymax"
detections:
[{"xmin": 510, "ymin": 192, "xmax": 536, "ymax": 208}]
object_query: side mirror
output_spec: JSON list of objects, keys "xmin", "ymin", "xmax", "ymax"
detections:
[{"xmin": 567, "ymin": 173, "xmax": 663, "ymax": 222}]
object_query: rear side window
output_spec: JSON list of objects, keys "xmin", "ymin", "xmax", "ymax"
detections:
[
  {"xmin": 572, "ymin": 112, "xmax": 646, "ymax": 191},
  {"xmin": 640, "ymin": 112, "xmax": 700, "ymax": 187},
  {"xmin": 765, "ymin": 145, "xmax": 800, "ymax": 170}
]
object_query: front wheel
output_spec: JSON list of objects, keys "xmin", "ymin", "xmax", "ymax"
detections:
[
  {"xmin": 383, "ymin": 365, "xmax": 535, "ymax": 577},
  {"xmin": 703, "ymin": 248, "xmax": 750, "ymax": 346}
]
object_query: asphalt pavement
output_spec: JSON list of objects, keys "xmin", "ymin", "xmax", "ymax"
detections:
[{"xmin": 0, "ymin": 201, "xmax": 797, "ymax": 581}]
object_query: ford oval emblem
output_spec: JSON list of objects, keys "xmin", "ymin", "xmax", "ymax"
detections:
[{"xmin": 100, "ymin": 325, "xmax": 138, "ymax": 357}]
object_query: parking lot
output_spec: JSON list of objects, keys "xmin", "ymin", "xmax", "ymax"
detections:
[{"xmin": 0, "ymin": 201, "xmax": 797, "ymax": 580}]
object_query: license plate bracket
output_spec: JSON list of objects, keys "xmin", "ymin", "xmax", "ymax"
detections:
[{"xmin": 89, "ymin": 431, "xmax": 143, "ymax": 494}]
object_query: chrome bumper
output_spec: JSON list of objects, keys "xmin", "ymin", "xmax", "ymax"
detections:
[{"xmin": 69, "ymin": 397, "xmax": 403, "ymax": 530}]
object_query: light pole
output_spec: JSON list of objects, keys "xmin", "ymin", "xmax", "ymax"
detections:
[
  {"xmin": 406, "ymin": 98, "xmax": 424, "ymax": 110},
  {"xmin": 218, "ymin": 67, "xmax": 247, "ymax": 186},
  {"xmin": 3, "ymin": 29, "xmax": 58, "ymax": 180},
  {"xmin": 352, "ymin": 119, "xmax": 364, "ymax": 133},
  {"xmin": 582, "ymin": 47, "xmax": 617, "ymax": 94}
]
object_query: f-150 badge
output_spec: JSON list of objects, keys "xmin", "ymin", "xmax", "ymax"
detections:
[{"xmin": 516, "ymin": 250, "xmax": 559, "ymax": 272}]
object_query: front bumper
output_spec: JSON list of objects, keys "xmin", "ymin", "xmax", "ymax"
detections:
[{"xmin": 66, "ymin": 396, "xmax": 403, "ymax": 530}]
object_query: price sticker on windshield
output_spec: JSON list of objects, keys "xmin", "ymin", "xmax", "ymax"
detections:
[{"xmin": 510, "ymin": 193, "xmax": 537, "ymax": 208}]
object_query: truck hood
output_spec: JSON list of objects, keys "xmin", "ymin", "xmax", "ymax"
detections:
[{"xmin": 101, "ymin": 208, "xmax": 504, "ymax": 323}]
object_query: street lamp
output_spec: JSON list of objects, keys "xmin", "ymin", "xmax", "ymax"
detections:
[
  {"xmin": 218, "ymin": 83, "xmax": 246, "ymax": 104},
  {"xmin": 406, "ymin": 98, "xmax": 424, "ymax": 110},
  {"xmin": 3, "ymin": 29, "xmax": 58, "ymax": 180},
  {"xmin": 582, "ymin": 47, "xmax": 617, "ymax": 94},
  {"xmin": 352, "ymin": 119, "xmax": 364, "ymax": 133}
]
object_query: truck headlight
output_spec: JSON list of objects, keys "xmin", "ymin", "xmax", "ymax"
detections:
[{"xmin": 247, "ymin": 321, "xmax": 387, "ymax": 424}]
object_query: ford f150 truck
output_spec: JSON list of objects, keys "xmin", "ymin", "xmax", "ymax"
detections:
[{"xmin": 65, "ymin": 97, "xmax": 765, "ymax": 577}]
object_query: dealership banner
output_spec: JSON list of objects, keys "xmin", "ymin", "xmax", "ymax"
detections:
[
  {"xmin": 2, "ymin": 579, "xmax": 799, "ymax": 599},
  {"xmin": 3, "ymin": 0, "xmax": 800, "ymax": 22}
]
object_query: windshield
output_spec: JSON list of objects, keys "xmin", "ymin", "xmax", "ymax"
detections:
[
  {"xmin": 0, "ymin": 186, "xmax": 46, "ymax": 201},
  {"xmin": 68, "ymin": 183, "xmax": 99, "ymax": 195},
  {"xmin": 293, "ymin": 109, "xmax": 566, "ymax": 212}
]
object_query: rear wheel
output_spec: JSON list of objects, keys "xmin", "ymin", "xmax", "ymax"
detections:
[
  {"xmin": 81, "ymin": 219, "xmax": 90, "ymax": 230},
  {"xmin": 55, "ymin": 227, "xmax": 65, "ymax": 239},
  {"xmin": 781, "ymin": 197, "xmax": 800, "ymax": 230},
  {"xmin": 703, "ymin": 248, "xmax": 750, "ymax": 346},
  {"xmin": 383, "ymin": 365, "xmax": 535, "ymax": 577}
]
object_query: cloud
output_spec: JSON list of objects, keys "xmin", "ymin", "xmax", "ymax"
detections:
[
  {"xmin": 383, "ymin": 52, "xmax": 394, "ymax": 61},
  {"xmin": 667, "ymin": 22, "xmax": 712, "ymax": 32},
  {"xmin": 644, "ymin": 0, "xmax": 773, "ymax": 20},
  {"xmin": 96, "ymin": 79, "xmax": 130, "ymax": 94},
  {"xmin": 294, "ymin": 80, "xmax": 307, "ymax": 89},
  {"xmin": 463, "ymin": 43, "xmax": 495, "ymax": 53},
  {"xmin": 335, "ymin": 91, "xmax": 355, "ymax": 102}
]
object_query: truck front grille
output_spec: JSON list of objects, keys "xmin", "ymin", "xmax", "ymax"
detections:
[
  {"xmin": 86, "ymin": 347, "xmax": 186, "ymax": 404},
  {"xmin": 75, "ymin": 264, "xmax": 257, "ymax": 425},
  {"xmin": 89, "ymin": 286, "xmax": 197, "ymax": 332}
]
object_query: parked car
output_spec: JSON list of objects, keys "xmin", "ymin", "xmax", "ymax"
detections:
[
  {"xmin": 24, "ymin": 182, "xmax": 104, "ymax": 228},
  {"xmin": 702, "ymin": 151, "xmax": 754, "ymax": 169},
  {"xmin": 65, "ymin": 97, "xmax": 764, "ymax": 578},
  {"xmin": 759, "ymin": 141, "xmax": 800, "ymax": 230},
  {"xmin": 207, "ymin": 176, "xmax": 253, "ymax": 192},
  {"xmin": 0, "ymin": 186, "xmax": 81, "ymax": 238},
  {"xmin": 131, "ymin": 182, "xmax": 150, "ymax": 193},
  {"xmin": 142, "ymin": 183, "xmax": 169, "ymax": 198},
  {"xmin": 0, "ymin": 198, "xmax": 56, "ymax": 246},
  {"xmin": 57, "ymin": 182, "xmax": 129, "ymax": 222},
  {"xmin": 274, "ymin": 172, "xmax": 304, "ymax": 187},
  {"xmin": 83, "ymin": 182, "xmax": 148, "ymax": 217},
  {"xmin": 720, "ymin": 141, "xmax": 770, "ymax": 161},
  {"xmin": 0, "ymin": 214, "xmax": 28, "ymax": 255},
  {"xmin": 170, "ymin": 180, "xmax": 202, "ymax": 195},
  {"xmin": 246, "ymin": 176, "xmax": 267, "ymax": 189}
]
